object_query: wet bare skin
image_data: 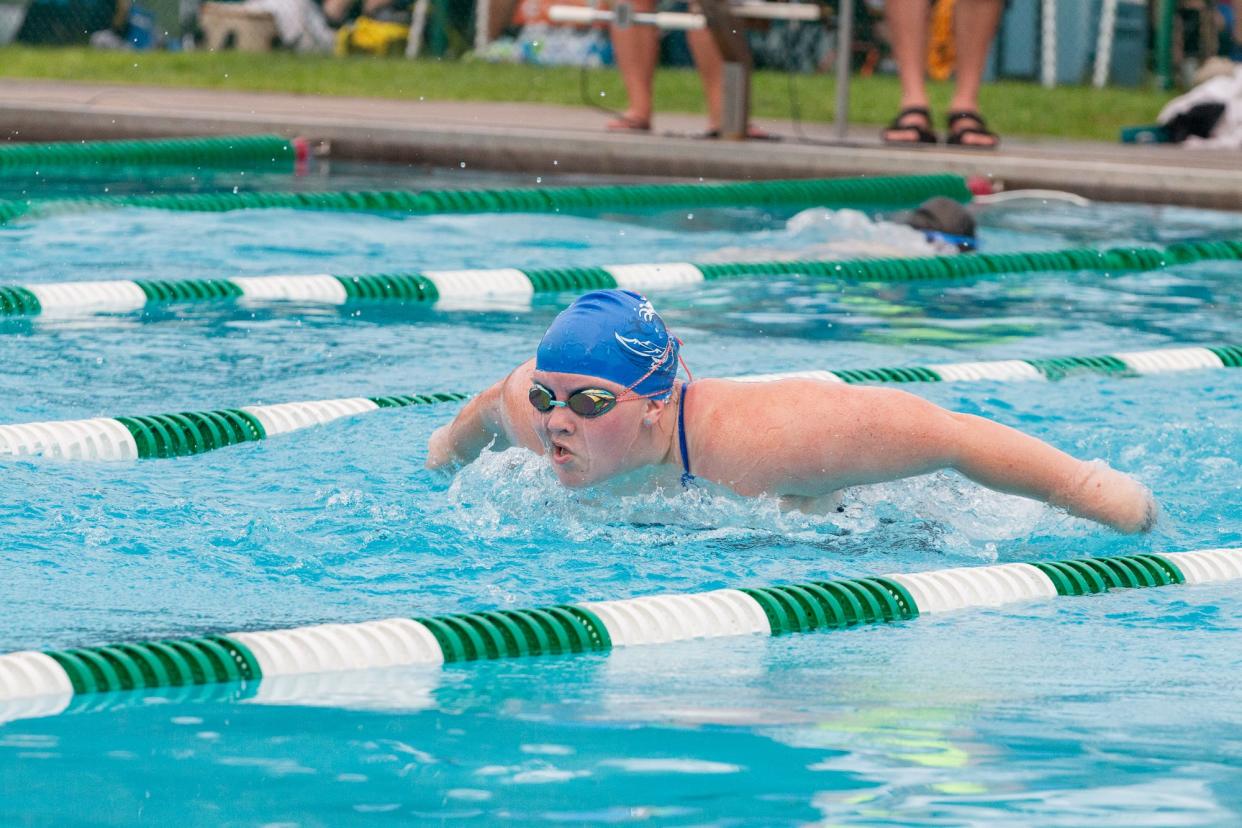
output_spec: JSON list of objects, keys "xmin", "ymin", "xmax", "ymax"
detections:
[{"xmin": 427, "ymin": 358, "xmax": 1157, "ymax": 533}]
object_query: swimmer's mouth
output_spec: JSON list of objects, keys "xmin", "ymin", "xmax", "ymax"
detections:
[{"xmin": 551, "ymin": 442, "xmax": 574, "ymax": 464}]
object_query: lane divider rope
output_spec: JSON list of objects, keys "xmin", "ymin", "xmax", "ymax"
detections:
[
  {"xmin": 0, "ymin": 345, "xmax": 1235, "ymax": 461},
  {"xmin": 0, "ymin": 173, "xmax": 968, "ymax": 224},
  {"xmin": 0, "ymin": 135, "xmax": 303, "ymax": 175},
  {"xmin": 0, "ymin": 548, "xmax": 1236, "ymax": 703},
  {"xmin": 3, "ymin": 240, "xmax": 1239, "ymax": 318}
]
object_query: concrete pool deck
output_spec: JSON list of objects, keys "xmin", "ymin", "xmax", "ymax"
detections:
[{"xmin": 2, "ymin": 78, "xmax": 1241, "ymax": 210}]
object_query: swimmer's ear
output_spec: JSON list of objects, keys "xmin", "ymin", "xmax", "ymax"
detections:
[{"xmin": 642, "ymin": 396, "xmax": 669, "ymax": 426}]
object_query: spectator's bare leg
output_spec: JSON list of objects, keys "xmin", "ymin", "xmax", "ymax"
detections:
[
  {"xmin": 1234, "ymin": 0, "xmax": 1242, "ymax": 48},
  {"xmin": 609, "ymin": 0, "xmax": 660, "ymax": 129},
  {"xmin": 884, "ymin": 0, "xmax": 932, "ymax": 138},
  {"xmin": 487, "ymin": 0, "xmax": 521, "ymax": 42},
  {"xmin": 322, "ymin": 0, "xmax": 352, "ymax": 24},
  {"xmin": 686, "ymin": 29, "xmax": 725, "ymax": 131},
  {"xmin": 948, "ymin": 0, "xmax": 1003, "ymax": 145}
]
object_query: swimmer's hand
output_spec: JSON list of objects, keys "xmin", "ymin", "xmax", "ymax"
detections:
[
  {"xmin": 425, "ymin": 425, "xmax": 457, "ymax": 471},
  {"xmin": 1053, "ymin": 460, "xmax": 1158, "ymax": 534},
  {"xmin": 426, "ymin": 422, "xmax": 508, "ymax": 471}
]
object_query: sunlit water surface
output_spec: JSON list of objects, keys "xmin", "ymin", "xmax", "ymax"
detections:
[{"xmin": 0, "ymin": 163, "xmax": 1238, "ymax": 825}]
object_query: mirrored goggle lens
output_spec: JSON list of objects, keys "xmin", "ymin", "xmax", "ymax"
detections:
[
  {"xmin": 568, "ymin": 390, "xmax": 616, "ymax": 417},
  {"xmin": 528, "ymin": 385, "xmax": 554, "ymax": 411}
]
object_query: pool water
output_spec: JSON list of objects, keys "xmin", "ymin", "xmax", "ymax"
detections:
[{"xmin": 0, "ymin": 163, "xmax": 1239, "ymax": 825}]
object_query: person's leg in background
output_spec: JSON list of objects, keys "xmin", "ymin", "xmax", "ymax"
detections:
[
  {"xmin": 609, "ymin": 0, "xmax": 660, "ymax": 130},
  {"xmin": 608, "ymin": 1, "xmax": 763, "ymax": 136},
  {"xmin": 323, "ymin": 0, "xmax": 362, "ymax": 25},
  {"xmin": 1233, "ymin": 0, "xmax": 1242, "ymax": 58},
  {"xmin": 685, "ymin": 18, "xmax": 767, "ymax": 136},
  {"xmin": 945, "ymin": 0, "xmax": 1003, "ymax": 146},
  {"xmin": 882, "ymin": 0, "xmax": 937, "ymax": 143},
  {"xmin": 686, "ymin": 28, "xmax": 725, "ymax": 131}
]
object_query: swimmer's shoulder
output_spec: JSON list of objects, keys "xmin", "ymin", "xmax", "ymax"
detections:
[
  {"xmin": 496, "ymin": 359, "xmax": 542, "ymax": 451},
  {"xmin": 686, "ymin": 375, "xmax": 871, "ymax": 472},
  {"xmin": 689, "ymin": 375, "xmax": 858, "ymax": 414},
  {"xmin": 686, "ymin": 376, "xmax": 895, "ymax": 498},
  {"xmin": 682, "ymin": 376, "xmax": 851, "ymax": 459},
  {"xmin": 502, "ymin": 358, "xmax": 537, "ymax": 396}
]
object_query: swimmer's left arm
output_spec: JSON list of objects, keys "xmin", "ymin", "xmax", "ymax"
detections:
[
  {"xmin": 941, "ymin": 411, "xmax": 1156, "ymax": 534},
  {"xmin": 790, "ymin": 386, "xmax": 1156, "ymax": 533}
]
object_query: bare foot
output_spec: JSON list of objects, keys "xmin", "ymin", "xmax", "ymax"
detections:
[{"xmin": 606, "ymin": 114, "xmax": 651, "ymax": 133}]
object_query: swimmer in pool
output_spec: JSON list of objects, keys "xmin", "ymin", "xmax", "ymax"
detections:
[{"xmin": 426, "ymin": 289, "xmax": 1157, "ymax": 533}]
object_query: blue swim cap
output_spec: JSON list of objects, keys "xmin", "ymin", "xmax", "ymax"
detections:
[{"xmin": 536, "ymin": 289, "xmax": 679, "ymax": 399}]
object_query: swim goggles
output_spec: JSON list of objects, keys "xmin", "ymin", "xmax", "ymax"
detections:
[
  {"xmin": 529, "ymin": 335, "xmax": 692, "ymax": 418},
  {"xmin": 923, "ymin": 230, "xmax": 978, "ymax": 252},
  {"xmin": 528, "ymin": 382, "xmax": 631, "ymax": 418}
]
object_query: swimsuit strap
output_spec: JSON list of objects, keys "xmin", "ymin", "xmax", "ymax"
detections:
[{"xmin": 677, "ymin": 382, "xmax": 695, "ymax": 487}]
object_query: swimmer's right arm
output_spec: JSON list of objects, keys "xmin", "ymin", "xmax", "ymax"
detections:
[
  {"xmin": 425, "ymin": 380, "xmax": 511, "ymax": 470},
  {"xmin": 425, "ymin": 360, "xmax": 536, "ymax": 470}
]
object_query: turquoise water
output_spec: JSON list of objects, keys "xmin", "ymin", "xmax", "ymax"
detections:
[{"xmin": 0, "ymin": 164, "xmax": 1239, "ymax": 825}]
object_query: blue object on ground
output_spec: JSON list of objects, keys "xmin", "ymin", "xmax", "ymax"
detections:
[{"xmin": 127, "ymin": 5, "xmax": 158, "ymax": 49}]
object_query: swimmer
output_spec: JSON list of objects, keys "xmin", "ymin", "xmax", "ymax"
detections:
[{"xmin": 426, "ymin": 289, "xmax": 1157, "ymax": 534}]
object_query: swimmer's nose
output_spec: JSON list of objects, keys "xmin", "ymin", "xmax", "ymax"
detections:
[{"xmin": 546, "ymin": 404, "xmax": 577, "ymax": 434}]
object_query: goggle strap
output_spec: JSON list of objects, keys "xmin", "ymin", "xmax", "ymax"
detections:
[
  {"xmin": 616, "ymin": 333, "xmax": 693, "ymax": 400},
  {"xmin": 678, "ymin": 351, "xmax": 694, "ymax": 383}
]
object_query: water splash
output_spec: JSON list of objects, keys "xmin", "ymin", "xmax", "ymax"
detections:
[
  {"xmin": 442, "ymin": 447, "xmax": 1062, "ymax": 564},
  {"xmin": 700, "ymin": 208, "xmax": 941, "ymax": 264}
]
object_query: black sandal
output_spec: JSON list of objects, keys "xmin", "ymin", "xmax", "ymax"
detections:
[
  {"xmin": 882, "ymin": 106, "xmax": 938, "ymax": 145},
  {"xmin": 946, "ymin": 110, "xmax": 1000, "ymax": 149}
]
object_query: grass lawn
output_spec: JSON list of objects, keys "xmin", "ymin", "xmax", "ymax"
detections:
[{"xmin": 0, "ymin": 46, "xmax": 1168, "ymax": 142}]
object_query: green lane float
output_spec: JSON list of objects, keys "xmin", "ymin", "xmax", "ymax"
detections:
[
  {"xmin": 0, "ymin": 393, "xmax": 470, "ymax": 461},
  {"xmin": 0, "ymin": 548, "xmax": 1237, "ymax": 706},
  {"xmin": 0, "ymin": 173, "xmax": 969, "ymax": 223},
  {"xmin": 3, "ymin": 240, "xmax": 1240, "ymax": 318},
  {"xmin": 0, "ymin": 135, "xmax": 302, "ymax": 175},
  {"xmin": 0, "ymin": 345, "xmax": 1233, "ymax": 462}
]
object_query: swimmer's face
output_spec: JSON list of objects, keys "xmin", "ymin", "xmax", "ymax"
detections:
[{"xmin": 530, "ymin": 370, "xmax": 653, "ymax": 488}]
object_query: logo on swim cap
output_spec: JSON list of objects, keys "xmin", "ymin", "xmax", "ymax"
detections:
[
  {"xmin": 614, "ymin": 332, "xmax": 671, "ymax": 372},
  {"xmin": 536, "ymin": 289, "xmax": 681, "ymax": 399}
]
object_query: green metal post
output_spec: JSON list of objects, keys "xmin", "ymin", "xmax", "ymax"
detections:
[{"xmin": 1156, "ymin": 0, "xmax": 1174, "ymax": 90}]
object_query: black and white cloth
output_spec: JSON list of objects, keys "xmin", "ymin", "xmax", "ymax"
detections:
[{"xmin": 1158, "ymin": 63, "xmax": 1242, "ymax": 149}]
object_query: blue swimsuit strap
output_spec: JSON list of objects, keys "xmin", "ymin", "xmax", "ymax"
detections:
[{"xmin": 677, "ymin": 382, "xmax": 695, "ymax": 487}]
